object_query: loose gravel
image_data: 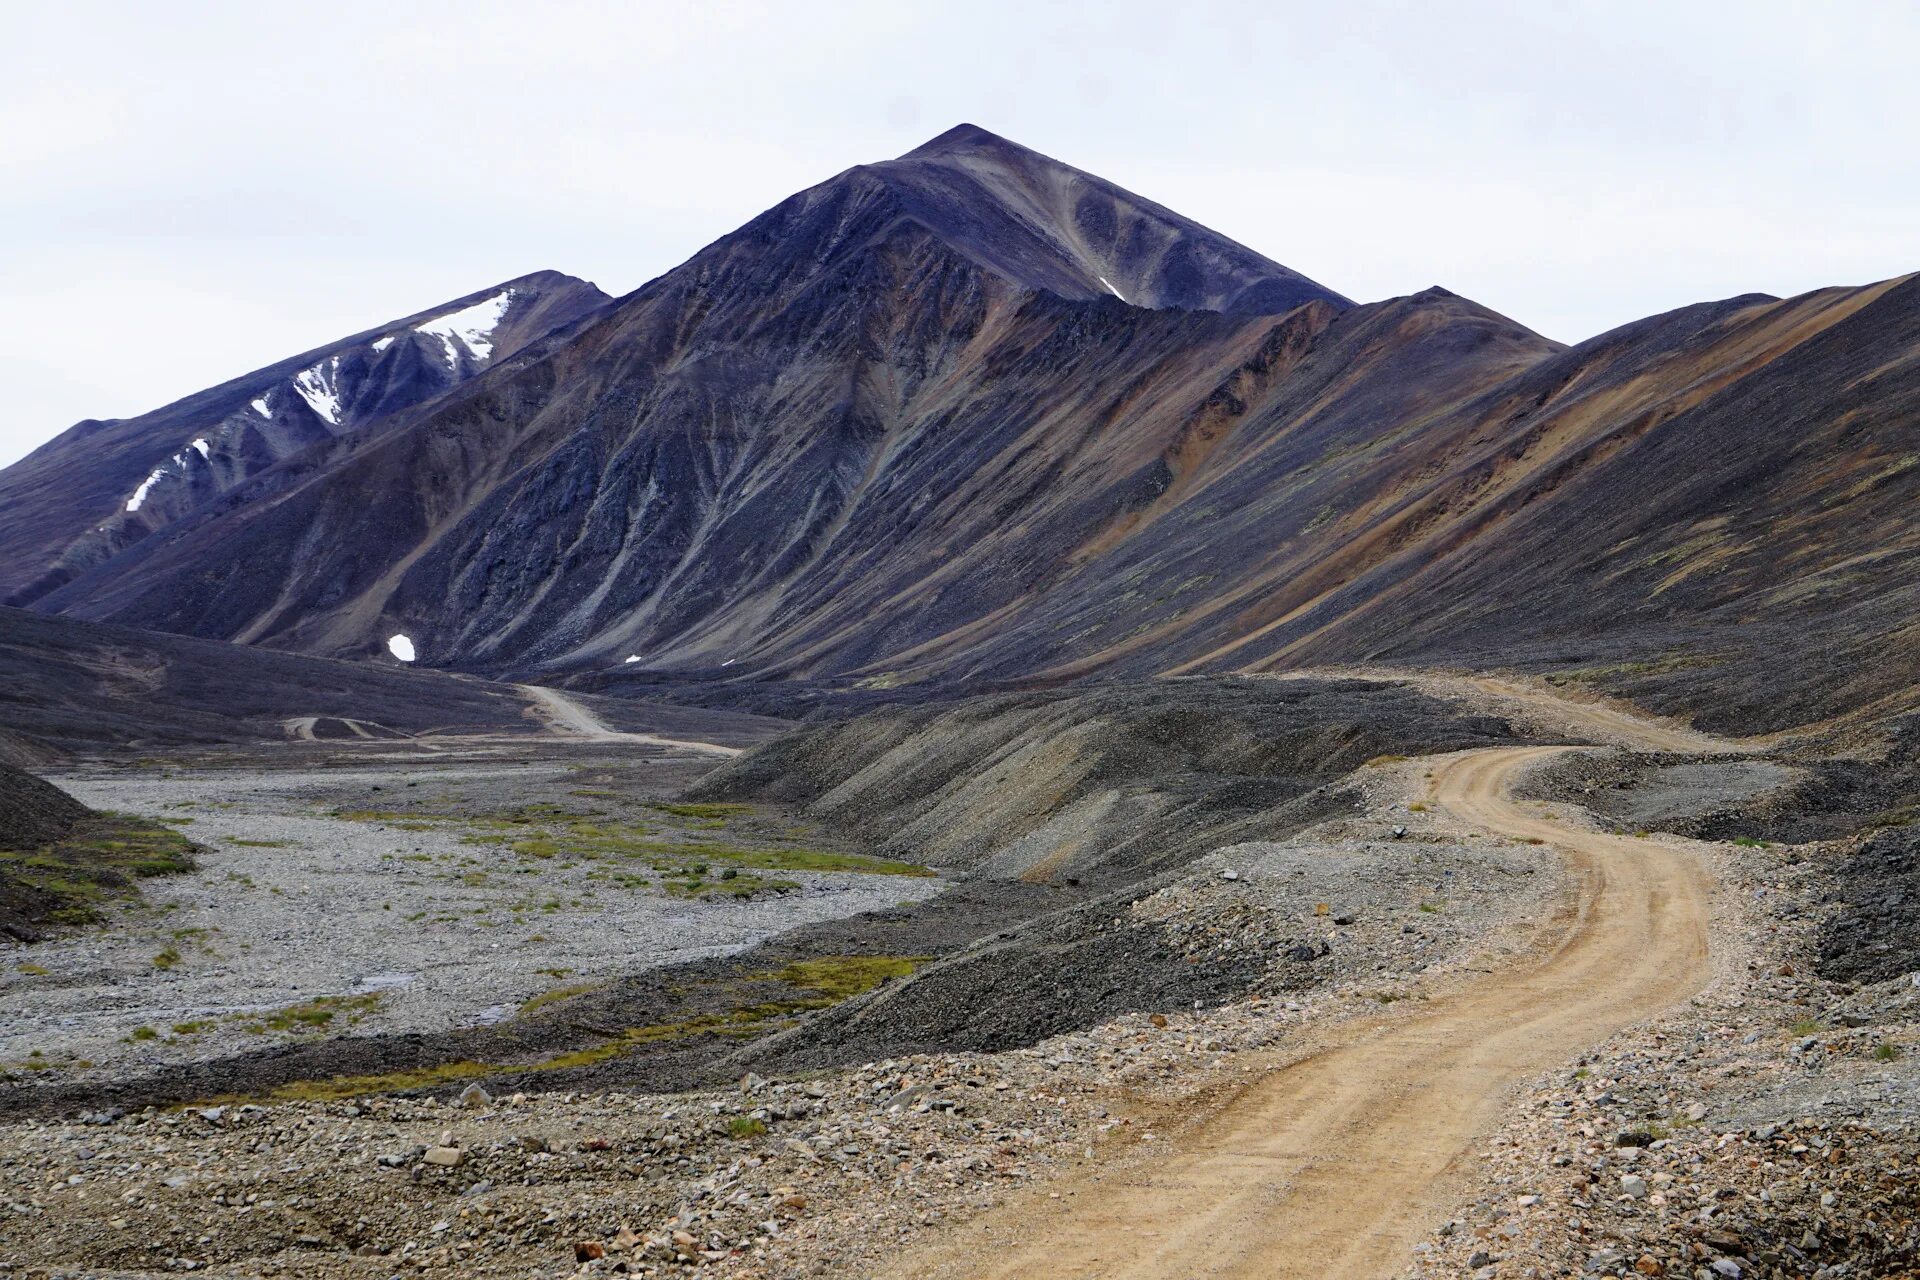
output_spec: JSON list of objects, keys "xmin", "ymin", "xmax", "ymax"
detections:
[{"xmin": 0, "ymin": 757, "xmax": 936, "ymax": 1083}]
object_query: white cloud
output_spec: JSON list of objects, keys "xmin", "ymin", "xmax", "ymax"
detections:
[{"xmin": 2, "ymin": 0, "xmax": 1914, "ymax": 464}]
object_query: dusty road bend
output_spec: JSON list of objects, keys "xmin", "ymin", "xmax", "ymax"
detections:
[
  {"xmin": 883, "ymin": 739, "xmax": 1716, "ymax": 1280},
  {"xmin": 518, "ymin": 684, "xmax": 743, "ymax": 757}
]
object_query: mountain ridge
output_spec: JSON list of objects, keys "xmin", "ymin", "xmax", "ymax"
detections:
[
  {"xmin": 0, "ymin": 270, "xmax": 611, "ymax": 605},
  {"xmin": 4, "ymin": 127, "xmax": 1915, "ymax": 736}
]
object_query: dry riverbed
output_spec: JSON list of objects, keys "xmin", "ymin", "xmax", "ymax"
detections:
[{"xmin": 0, "ymin": 745, "xmax": 938, "ymax": 1086}]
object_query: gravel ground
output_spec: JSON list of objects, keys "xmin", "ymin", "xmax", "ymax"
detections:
[
  {"xmin": 1403, "ymin": 825, "xmax": 1920, "ymax": 1280},
  {"xmin": 0, "ymin": 754, "xmax": 1578, "ymax": 1278},
  {"xmin": 0, "ymin": 753, "xmax": 937, "ymax": 1084},
  {"xmin": 2, "ymin": 727, "xmax": 1910, "ymax": 1277}
]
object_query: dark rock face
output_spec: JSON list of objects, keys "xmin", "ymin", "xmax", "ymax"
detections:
[
  {"xmin": 1818, "ymin": 825, "xmax": 1920, "ymax": 985},
  {"xmin": 0, "ymin": 271, "xmax": 609, "ymax": 605},
  {"xmin": 0, "ymin": 762, "xmax": 88, "ymax": 853}
]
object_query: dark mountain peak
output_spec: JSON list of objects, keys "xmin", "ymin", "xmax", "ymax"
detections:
[
  {"xmin": 831, "ymin": 127, "xmax": 1350, "ymax": 317},
  {"xmin": 898, "ymin": 122, "xmax": 1020, "ymax": 159}
]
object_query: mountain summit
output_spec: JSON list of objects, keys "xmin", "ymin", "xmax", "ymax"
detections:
[{"xmin": 836, "ymin": 124, "xmax": 1347, "ymax": 315}]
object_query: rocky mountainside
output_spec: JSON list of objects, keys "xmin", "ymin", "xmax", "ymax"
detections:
[
  {"xmin": 6, "ymin": 126, "xmax": 1915, "ymax": 736},
  {"xmin": 0, "ymin": 271, "xmax": 609, "ymax": 605}
]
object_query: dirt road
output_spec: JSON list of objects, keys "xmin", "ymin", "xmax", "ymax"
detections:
[
  {"xmin": 518, "ymin": 684, "xmax": 742, "ymax": 757},
  {"xmin": 885, "ymin": 691, "xmax": 1724, "ymax": 1279}
]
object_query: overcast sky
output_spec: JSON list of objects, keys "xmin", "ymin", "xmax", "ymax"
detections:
[{"xmin": 2, "ymin": 1, "xmax": 1914, "ymax": 467}]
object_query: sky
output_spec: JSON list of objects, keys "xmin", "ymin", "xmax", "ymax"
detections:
[{"xmin": 1, "ymin": 1, "xmax": 1915, "ymax": 467}]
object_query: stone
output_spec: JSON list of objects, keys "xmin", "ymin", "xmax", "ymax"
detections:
[
  {"xmin": 741, "ymin": 1072, "xmax": 768, "ymax": 1094},
  {"xmin": 1620, "ymin": 1173, "xmax": 1648, "ymax": 1199},
  {"xmin": 1220, "ymin": 869, "xmax": 1240, "ymax": 881},
  {"xmin": 574, "ymin": 1240, "xmax": 606, "ymax": 1261},
  {"xmin": 423, "ymin": 1146, "xmax": 465, "ymax": 1167},
  {"xmin": 456, "ymin": 1083, "xmax": 492, "ymax": 1109}
]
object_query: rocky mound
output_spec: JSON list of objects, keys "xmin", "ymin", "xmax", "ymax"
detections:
[
  {"xmin": 1818, "ymin": 824, "xmax": 1920, "ymax": 985},
  {"xmin": 0, "ymin": 760, "xmax": 197, "ymax": 942},
  {"xmin": 0, "ymin": 761, "xmax": 88, "ymax": 852},
  {"xmin": 1, "ymin": 762, "xmax": 95, "ymax": 940},
  {"xmin": 691, "ymin": 676, "xmax": 1522, "ymax": 886}
]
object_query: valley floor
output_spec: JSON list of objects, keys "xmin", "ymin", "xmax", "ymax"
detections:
[
  {"xmin": 0, "ymin": 737, "xmax": 936, "ymax": 1102},
  {"xmin": 0, "ymin": 676, "xmax": 1914, "ymax": 1278}
]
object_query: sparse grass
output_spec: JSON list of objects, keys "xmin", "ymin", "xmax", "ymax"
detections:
[
  {"xmin": 15, "ymin": 963, "xmax": 49, "ymax": 976},
  {"xmin": 234, "ymin": 993, "xmax": 382, "ymax": 1036},
  {"xmin": 127, "ymin": 1025, "xmax": 159, "ymax": 1042},
  {"xmin": 1407, "ymin": 802, "xmax": 1428, "ymax": 813},
  {"xmin": 255, "ymin": 1059, "xmax": 495, "ymax": 1103},
  {"xmin": 0, "ymin": 815, "xmax": 197, "ymax": 927},
  {"xmin": 1731, "ymin": 837, "xmax": 1771, "ymax": 849},
  {"xmin": 728, "ymin": 1116, "xmax": 768, "ymax": 1139},
  {"xmin": 1788, "ymin": 1017, "xmax": 1823, "ymax": 1036},
  {"xmin": 1874, "ymin": 1042, "xmax": 1901, "ymax": 1062},
  {"xmin": 229, "ymin": 838, "xmax": 293, "ymax": 849},
  {"xmin": 648, "ymin": 801, "xmax": 751, "ymax": 820},
  {"xmin": 1417, "ymin": 901, "xmax": 1444, "ymax": 913},
  {"xmin": 171, "ymin": 1020, "xmax": 213, "ymax": 1036},
  {"xmin": 152, "ymin": 946, "xmax": 182, "ymax": 970},
  {"xmin": 217, "ymin": 955, "xmax": 929, "ymax": 1103},
  {"xmin": 759, "ymin": 955, "xmax": 926, "ymax": 1001}
]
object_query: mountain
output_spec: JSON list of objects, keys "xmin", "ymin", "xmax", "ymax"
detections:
[
  {"xmin": 13, "ymin": 126, "xmax": 1364, "ymax": 660},
  {"xmin": 6, "ymin": 126, "xmax": 1916, "ymax": 736},
  {"xmin": 0, "ymin": 271, "xmax": 610, "ymax": 605}
]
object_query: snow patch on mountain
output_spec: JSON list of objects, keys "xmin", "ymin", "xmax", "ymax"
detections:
[
  {"xmin": 415, "ymin": 290, "xmax": 515, "ymax": 367},
  {"xmin": 293, "ymin": 357, "xmax": 345, "ymax": 426},
  {"xmin": 125, "ymin": 468, "xmax": 169, "ymax": 512},
  {"xmin": 250, "ymin": 396, "xmax": 272, "ymax": 418},
  {"xmin": 370, "ymin": 335, "xmax": 395, "ymax": 353},
  {"xmin": 387, "ymin": 634, "xmax": 417, "ymax": 662},
  {"xmin": 124, "ymin": 438, "xmax": 215, "ymax": 511}
]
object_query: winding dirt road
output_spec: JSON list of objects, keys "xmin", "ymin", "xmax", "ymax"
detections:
[
  {"xmin": 518, "ymin": 684, "xmax": 742, "ymax": 757},
  {"xmin": 885, "ymin": 687, "xmax": 1726, "ymax": 1280}
]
